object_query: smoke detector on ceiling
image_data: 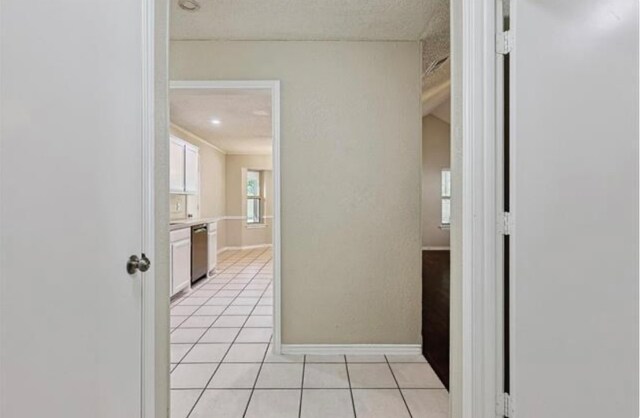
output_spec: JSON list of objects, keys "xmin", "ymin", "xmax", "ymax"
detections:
[{"xmin": 178, "ymin": 0, "xmax": 200, "ymax": 11}]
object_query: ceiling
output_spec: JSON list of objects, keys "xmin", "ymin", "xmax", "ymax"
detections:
[
  {"xmin": 420, "ymin": 0, "xmax": 450, "ymax": 98},
  {"xmin": 170, "ymin": 89, "xmax": 272, "ymax": 154},
  {"xmin": 170, "ymin": 0, "xmax": 451, "ymax": 113},
  {"xmin": 171, "ymin": 0, "xmax": 441, "ymax": 41}
]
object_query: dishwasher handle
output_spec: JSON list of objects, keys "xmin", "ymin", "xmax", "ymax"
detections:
[{"xmin": 192, "ymin": 226, "xmax": 208, "ymax": 233}]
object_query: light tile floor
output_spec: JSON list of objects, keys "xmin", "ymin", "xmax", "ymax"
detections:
[{"xmin": 170, "ymin": 248, "xmax": 448, "ymax": 418}]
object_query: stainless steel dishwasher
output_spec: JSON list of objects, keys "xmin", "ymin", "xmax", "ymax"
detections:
[{"xmin": 191, "ymin": 224, "xmax": 208, "ymax": 284}]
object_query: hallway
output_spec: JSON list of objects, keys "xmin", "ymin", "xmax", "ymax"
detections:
[{"xmin": 170, "ymin": 248, "xmax": 448, "ymax": 417}]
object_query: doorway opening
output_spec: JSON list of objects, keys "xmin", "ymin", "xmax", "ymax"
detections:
[
  {"xmin": 166, "ymin": 81, "xmax": 281, "ymax": 416},
  {"xmin": 420, "ymin": 14, "xmax": 452, "ymax": 390},
  {"xmin": 421, "ymin": 101, "xmax": 452, "ymax": 389},
  {"xmin": 157, "ymin": 1, "xmax": 501, "ymax": 417}
]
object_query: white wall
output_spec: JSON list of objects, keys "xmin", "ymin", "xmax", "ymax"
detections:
[
  {"xmin": 171, "ymin": 40, "xmax": 422, "ymax": 344},
  {"xmin": 422, "ymin": 114, "xmax": 451, "ymax": 248}
]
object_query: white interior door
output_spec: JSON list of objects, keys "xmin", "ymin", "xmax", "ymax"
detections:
[
  {"xmin": 1, "ymin": 1, "xmax": 148, "ymax": 417},
  {"xmin": 510, "ymin": 1, "xmax": 638, "ymax": 417}
]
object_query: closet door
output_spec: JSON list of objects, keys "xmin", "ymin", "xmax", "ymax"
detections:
[{"xmin": 509, "ymin": 1, "xmax": 638, "ymax": 417}]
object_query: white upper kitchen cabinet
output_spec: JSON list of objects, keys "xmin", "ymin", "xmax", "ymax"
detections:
[
  {"xmin": 184, "ymin": 143, "xmax": 199, "ymax": 194},
  {"xmin": 170, "ymin": 136, "xmax": 199, "ymax": 194},
  {"xmin": 170, "ymin": 136, "xmax": 186, "ymax": 193}
]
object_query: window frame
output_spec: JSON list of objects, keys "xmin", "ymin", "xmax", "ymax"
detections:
[
  {"xmin": 441, "ymin": 168, "xmax": 451, "ymax": 227},
  {"xmin": 246, "ymin": 169, "xmax": 264, "ymax": 225}
]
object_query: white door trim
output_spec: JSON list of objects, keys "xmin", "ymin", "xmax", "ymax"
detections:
[
  {"xmin": 456, "ymin": 0, "xmax": 500, "ymax": 417},
  {"xmin": 168, "ymin": 80, "xmax": 282, "ymax": 355},
  {"xmin": 141, "ymin": 0, "xmax": 156, "ymax": 416}
]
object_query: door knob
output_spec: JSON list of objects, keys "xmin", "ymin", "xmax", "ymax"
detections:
[{"xmin": 127, "ymin": 253, "xmax": 151, "ymax": 274}]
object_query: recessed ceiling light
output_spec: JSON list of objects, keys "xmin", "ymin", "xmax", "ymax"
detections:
[
  {"xmin": 178, "ymin": 0, "xmax": 200, "ymax": 11},
  {"xmin": 211, "ymin": 119, "xmax": 221, "ymax": 125},
  {"xmin": 252, "ymin": 110, "xmax": 269, "ymax": 116}
]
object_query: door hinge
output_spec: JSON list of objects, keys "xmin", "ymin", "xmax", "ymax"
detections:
[
  {"xmin": 497, "ymin": 392, "xmax": 514, "ymax": 417},
  {"xmin": 496, "ymin": 30, "xmax": 514, "ymax": 55},
  {"xmin": 501, "ymin": 212, "xmax": 513, "ymax": 236}
]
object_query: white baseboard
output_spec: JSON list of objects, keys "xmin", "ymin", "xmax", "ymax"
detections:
[
  {"xmin": 218, "ymin": 244, "xmax": 272, "ymax": 253},
  {"xmin": 422, "ymin": 246, "xmax": 450, "ymax": 251},
  {"xmin": 280, "ymin": 344, "xmax": 422, "ymax": 356}
]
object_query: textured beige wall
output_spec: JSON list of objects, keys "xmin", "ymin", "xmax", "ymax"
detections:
[
  {"xmin": 422, "ymin": 115, "xmax": 451, "ymax": 248},
  {"xmin": 171, "ymin": 40, "xmax": 422, "ymax": 344},
  {"xmin": 225, "ymin": 218, "xmax": 273, "ymax": 248},
  {"xmin": 225, "ymin": 154, "xmax": 273, "ymax": 248}
]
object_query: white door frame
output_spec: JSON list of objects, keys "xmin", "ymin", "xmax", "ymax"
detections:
[
  {"xmin": 141, "ymin": 0, "xmax": 156, "ymax": 416},
  {"xmin": 168, "ymin": 80, "xmax": 282, "ymax": 355},
  {"xmin": 145, "ymin": 1, "xmax": 499, "ymax": 417},
  {"xmin": 454, "ymin": 0, "xmax": 501, "ymax": 416}
]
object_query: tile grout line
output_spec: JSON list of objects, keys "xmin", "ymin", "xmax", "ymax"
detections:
[
  {"xmin": 344, "ymin": 356, "xmax": 358, "ymax": 418},
  {"xmin": 183, "ymin": 252, "xmax": 262, "ymax": 416},
  {"xmin": 240, "ymin": 327, "xmax": 272, "ymax": 417},
  {"xmin": 169, "ymin": 275, "xmax": 231, "ymax": 331},
  {"xmin": 298, "ymin": 355, "xmax": 307, "ymax": 417},
  {"xmin": 172, "ymin": 249, "xmax": 270, "ymax": 359},
  {"xmin": 198, "ymin": 247, "xmax": 271, "ymax": 418},
  {"xmin": 171, "ymin": 252, "xmax": 252, "ymax": 360},
  {"xmin": 239, "ymin": 252, "xmax": 273, "ymax": 411},
  {"xmin": 182, "ymin": 249, "xmax": 272, "ymax": 417},
  {"xmin": 184, "ymin": 249, "xmax": 271, "ymax": 406},
  {"xmin": 169, "ymin": 282, "xmax": 231, "ymax": 359},
  {"xmin": 385, "ymin": 355, "xmax": 413, "ymax": 418},
  {"xmin": 169, "ymin": 250, "xmax": 248, "ymax": 333}
]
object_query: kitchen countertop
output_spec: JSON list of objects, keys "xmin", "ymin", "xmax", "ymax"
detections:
[{"xmin": 169, "ymin": 217, "xmax": 220, "ymax": 231}]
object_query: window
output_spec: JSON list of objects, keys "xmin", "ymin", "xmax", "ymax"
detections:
[
  {"xmin": 441, "ymin": 169, "xmax": 451, "ymax": 226},
  {"xmin": 246, "ymin": 170, "xmax": 263, "ymax": 224}
]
